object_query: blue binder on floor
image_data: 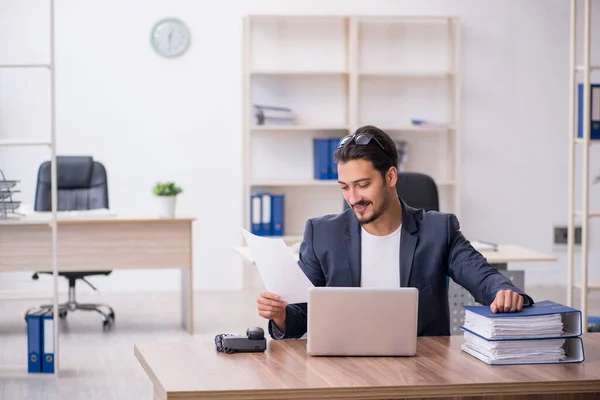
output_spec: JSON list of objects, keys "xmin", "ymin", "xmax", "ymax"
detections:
[
  {"xmin": 42, "ymin": 312, "xmax": 55, "ymax": 373},
  {"xmin": 27, "ymin": 310, "xmax": 45, "ymax": 373}
]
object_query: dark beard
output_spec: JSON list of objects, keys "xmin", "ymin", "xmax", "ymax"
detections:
[{"xmin": 355, "ymin": 195, "xmax": 389, "ymax": 225}]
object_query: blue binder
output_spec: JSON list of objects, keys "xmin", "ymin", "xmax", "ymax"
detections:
[
  {"xmin": 461, "ymin": 300, "xmax": 584, "ymax": 365},
  {"xmin": 313, "ymin": 139, "xmax": 330, "ymax": 180},
  {"xmin": 42, "ymin": 311, "xmax": 55, "ymax": 373},
  {"xmin": 261, "ymin": 193, "xmax": 272, "ymax": 236},
  {"xmin": 27, "ymin": 310, "xmax": 44, "ymax": 373},
  {"xmin": 250, "ymin": 194, "xmax": 262, "ymax": 235},
  {"xmin": 577, "ymin": 83, "xmax": 600, "ymax": 139},
  {"xmin": 462, "ymin": 300, "xmax": 582, "ymax": 340},
  {"xmin": 271, "ymin": 194, "xmax": 284, "ymax": 236},
  {"xmin": 329, "ymin": 138, "xmax": 341, "ymax": 180}
]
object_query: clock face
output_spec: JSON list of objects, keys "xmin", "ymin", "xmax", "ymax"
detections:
[{"xmin": 151, "ymin": 18, "xmax": 190, "ymax": 58}]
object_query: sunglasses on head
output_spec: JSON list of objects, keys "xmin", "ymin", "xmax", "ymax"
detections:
[{"xmin": 337, "ymin": 133, "xmax": 389, "ymax": 156}]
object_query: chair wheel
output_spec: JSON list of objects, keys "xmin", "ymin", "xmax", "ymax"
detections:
[
  {"xmin": 108, "ymin": 310, "xmax": 115, "ymax": 320},
  {"xmin": 59, "ymin": 311, "xmax": 67, "ymax": 319},
  {"xmin": 103, "ymin": 318, "xmax": 113, "ymax": 330}
]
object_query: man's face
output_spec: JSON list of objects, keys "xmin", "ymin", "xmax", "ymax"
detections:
[{"xmin": 338, "ymin": 159, "xmax": 393, "ymax": 225}]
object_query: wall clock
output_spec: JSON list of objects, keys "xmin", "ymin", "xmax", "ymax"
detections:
[{"xmin": 150, "ymin": 18, "xmax": 191, "ymax": 58}]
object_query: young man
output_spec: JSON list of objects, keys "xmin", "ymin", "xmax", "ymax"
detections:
[{"xmin": 257, "ymin": 125, "xmax": 533, "ymax": 338}]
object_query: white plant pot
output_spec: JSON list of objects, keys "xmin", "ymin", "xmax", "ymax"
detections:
[{"xmin": 159, "ymin": 196, "xmax": 176, "ymax": 218}]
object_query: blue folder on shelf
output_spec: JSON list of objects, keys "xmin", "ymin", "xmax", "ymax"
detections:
[
  {"xmin": 27, "ymin": 310, "xmax": 45, "ymax": 373},
  {"xmin": 578, "ymin": 83, "xmax": 600, "ymax": 140}
]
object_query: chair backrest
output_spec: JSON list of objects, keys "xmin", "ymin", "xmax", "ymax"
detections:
[
  {"xmin": 395, "ymin": 172, "xmax": 439, "ymax": 212},
  {"xmin": 34, "ymin": 156, "xmax": 109, "ymax": 212},
  {"xmin": 342, "ymin": 171, "xmax": 439, "ymax": 212}
]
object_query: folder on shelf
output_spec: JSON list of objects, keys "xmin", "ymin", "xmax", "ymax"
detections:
[
  {"xmin": 250, "ymin": 194, "xmax": 262, "ymax": 235},
  {"xmin": 313, "ymin": 138, "xmax": 330, "ymax": 180},
  {"xmin": 42, "ymin": 311, "xmax": 55, "ymax": 373},
  {"xmin": 271, "ymin": 194, "xmax": 284, "ymax": 236},
  {"xmin": 329, "ymin": 138, "xmax": 341, "ymax": 180},
  {"xmin": 577, "ymin": 83, "xmax": 600, "ymax": 139},
  {"xmin": 27, "ymin": 310, "xmax": 45, "ymax": 373},
  {"xmin": 261, "ymin": 193, "xmax": 272, "ymax": 236}
]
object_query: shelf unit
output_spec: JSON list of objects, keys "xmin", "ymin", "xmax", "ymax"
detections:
[
  {"xmin": 242, "ymin": 15, "xmax": 461, "ymax": 241},
  {"xmin": 567, "ymin": 0, "xmax": 600, "ymax": 333},
  {"xmin": 0, "ymin": 0, "xmax": 59, "ymax": 375}
]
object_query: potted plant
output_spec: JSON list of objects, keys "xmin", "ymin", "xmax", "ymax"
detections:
[{"xmin": 153, "ymin": 181, "xmax": 182, "ymax": 218}]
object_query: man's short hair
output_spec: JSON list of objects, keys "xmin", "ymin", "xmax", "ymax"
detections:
[{"xmin": 333, "ymin": 125, "xmax": 399, "ymax": 180}]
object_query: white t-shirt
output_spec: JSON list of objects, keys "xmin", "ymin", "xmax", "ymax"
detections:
[{"xmin": 360, "ymin": 224, "xmax": 402, "ymax": 288}]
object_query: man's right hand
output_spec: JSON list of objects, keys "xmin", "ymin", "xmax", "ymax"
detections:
[{"xmin": 257, "ymin": 290, "xmax": 287, "ymax": 331}]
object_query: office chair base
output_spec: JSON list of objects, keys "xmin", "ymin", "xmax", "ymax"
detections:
[{"xmin": 25, "ymin": 302, "xmax": 115, "ymax": 330}]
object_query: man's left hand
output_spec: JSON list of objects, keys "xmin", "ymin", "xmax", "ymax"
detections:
[{"xmin": 490, "ymin": 289, "xmax": 524, "ymax": 313}]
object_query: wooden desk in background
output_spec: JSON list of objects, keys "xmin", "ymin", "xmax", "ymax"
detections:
[
  {"xmin": 235, "ymin": 243, "xmax": 557, "ymax": 265},
  {"xmin": 135, "ymin": 333, "xmax": 600, "ymax": 400},
  {"xmin": 0, "ymin": 214, "xmax": 195, "ymax": 334}
]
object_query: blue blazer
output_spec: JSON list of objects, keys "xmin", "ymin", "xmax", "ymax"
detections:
[{"xmin": 269, "ymin": 198, "xmax": 534, "ymax": 338}]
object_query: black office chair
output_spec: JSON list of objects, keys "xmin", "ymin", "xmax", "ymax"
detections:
[
  {"xmin": 343, "ymin": 171, "xmax": 440, "ymax": 212},
  {"xmin": 394, "ymin": 172, "xmax": 439, "ymax": 212},
  {"xmin": 26, "ymin": 156, "xmax": 115, "ymax": 329}
]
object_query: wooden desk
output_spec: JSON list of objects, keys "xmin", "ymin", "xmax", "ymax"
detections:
[
  {"xmin": 0, "ymin": 213, "xmax": 195, "ymax": 334},
  {"xmin": 135, "ymin": 333, "xmax": 600, "ymax": 400},
  {"xmin": 234, "ymin": 243, "xmax": 557, "ymax": 266}
]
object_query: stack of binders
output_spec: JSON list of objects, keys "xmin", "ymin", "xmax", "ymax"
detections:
[
  {"xmin": 460, "ymin": 300, "xmax": 585, "ymax": 365},
  {"xmin": 250, "ymin": 193, "xmax": 284, "ymax": 236},
  {"xmin": 27, "ymin": 310, "xmax": 55, "ymax": 373},
  {"xmin": 314, "ymin": 138, "xmax": 343, "ymax": 180}
]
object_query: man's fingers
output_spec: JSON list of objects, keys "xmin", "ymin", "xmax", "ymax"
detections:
[
  {"xmin": 510, "ymin": 292, "xmax": 519, "ymax": 312},
  {"xmin": 257, "ymin": 296, "xmax": 285, "ymax": 308},
  {"xmin": 490, "ymin": 302, "xmax": 498, "ymax": 314},
  {"xmin": 495, "ymin": 290, "xmax": 505, "ymax": 312},
  {"xmin": 260, "ymin": 291, "xmax": 281, "ymax": 300},
  {"xmin": 503, "ymin": 290, "xmax": 512, "ymax": 312},
  {"xmin": 517, "ymin": 294, "xmax": 524, "ymax": 311}
]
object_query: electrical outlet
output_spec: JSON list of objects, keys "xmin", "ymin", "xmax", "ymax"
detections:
[{"xmin": 554, "ymin": 226, "xmax": 582, "ymax": 245}]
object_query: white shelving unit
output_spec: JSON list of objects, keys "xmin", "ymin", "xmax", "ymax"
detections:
[
  {"xmin": 0, "ymin": 0, "xmax": 59, "ymax": 375},
  {"xmin": 242, "ymin": 15, "xmax": 461, "ymax": 241},
  {"xmin": 566, "ymin": 0, "xmax": 600, "ymax": 333}
]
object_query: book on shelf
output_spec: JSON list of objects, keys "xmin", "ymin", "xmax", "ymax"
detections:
[
  {"xmin": 313, "ymin": 137, "xmax": 343, "ymax": 180},
  {"xmin": 253, "ymin": 104, "xmax": 294, "ymax": 126},
  {"xmin": 250, "ymin": 192, "xmax": 284, "ymax": 237},
  {"xmin": 460, "ymin": 300, "xmax": 584, "ymax": 365}
]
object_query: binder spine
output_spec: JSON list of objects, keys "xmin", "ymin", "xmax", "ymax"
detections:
[
  {"xmin": 27, "ymin": 312, "xmax": 42, "ymax": 373},
  {"xmin": 313, "ymin": 139, "xmax": 330, "ymax": 180},
  {"xmin": 42, "ymin": 312, "xmax": 54, "ymax": 373},
  {"xmin": 271, "ymin": 194, "xmax": 284, "ymax": 236}
]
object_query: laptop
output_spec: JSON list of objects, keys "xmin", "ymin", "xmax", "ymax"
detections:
[{"xmin": 306, "ymin": 286, "xmax": 419, "ymax": 356}]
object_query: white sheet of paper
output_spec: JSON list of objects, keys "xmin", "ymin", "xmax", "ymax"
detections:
[{"xmin": 241, "ymin": 229, "xmax": 313, "ymax": 304}]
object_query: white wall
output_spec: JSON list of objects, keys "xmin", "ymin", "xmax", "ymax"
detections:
[{"xmin": 0, "ymin": 0, "xmax": 596, "ymax": 294}]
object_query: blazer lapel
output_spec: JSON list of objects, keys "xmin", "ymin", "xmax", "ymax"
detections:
[
  {"xmin": 343, "ymin": 214, "xmax": 361, "ymax": 287},
  {"xmin": 400, "ymin": 200, "xmax": 418, "ymax": 287}
]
